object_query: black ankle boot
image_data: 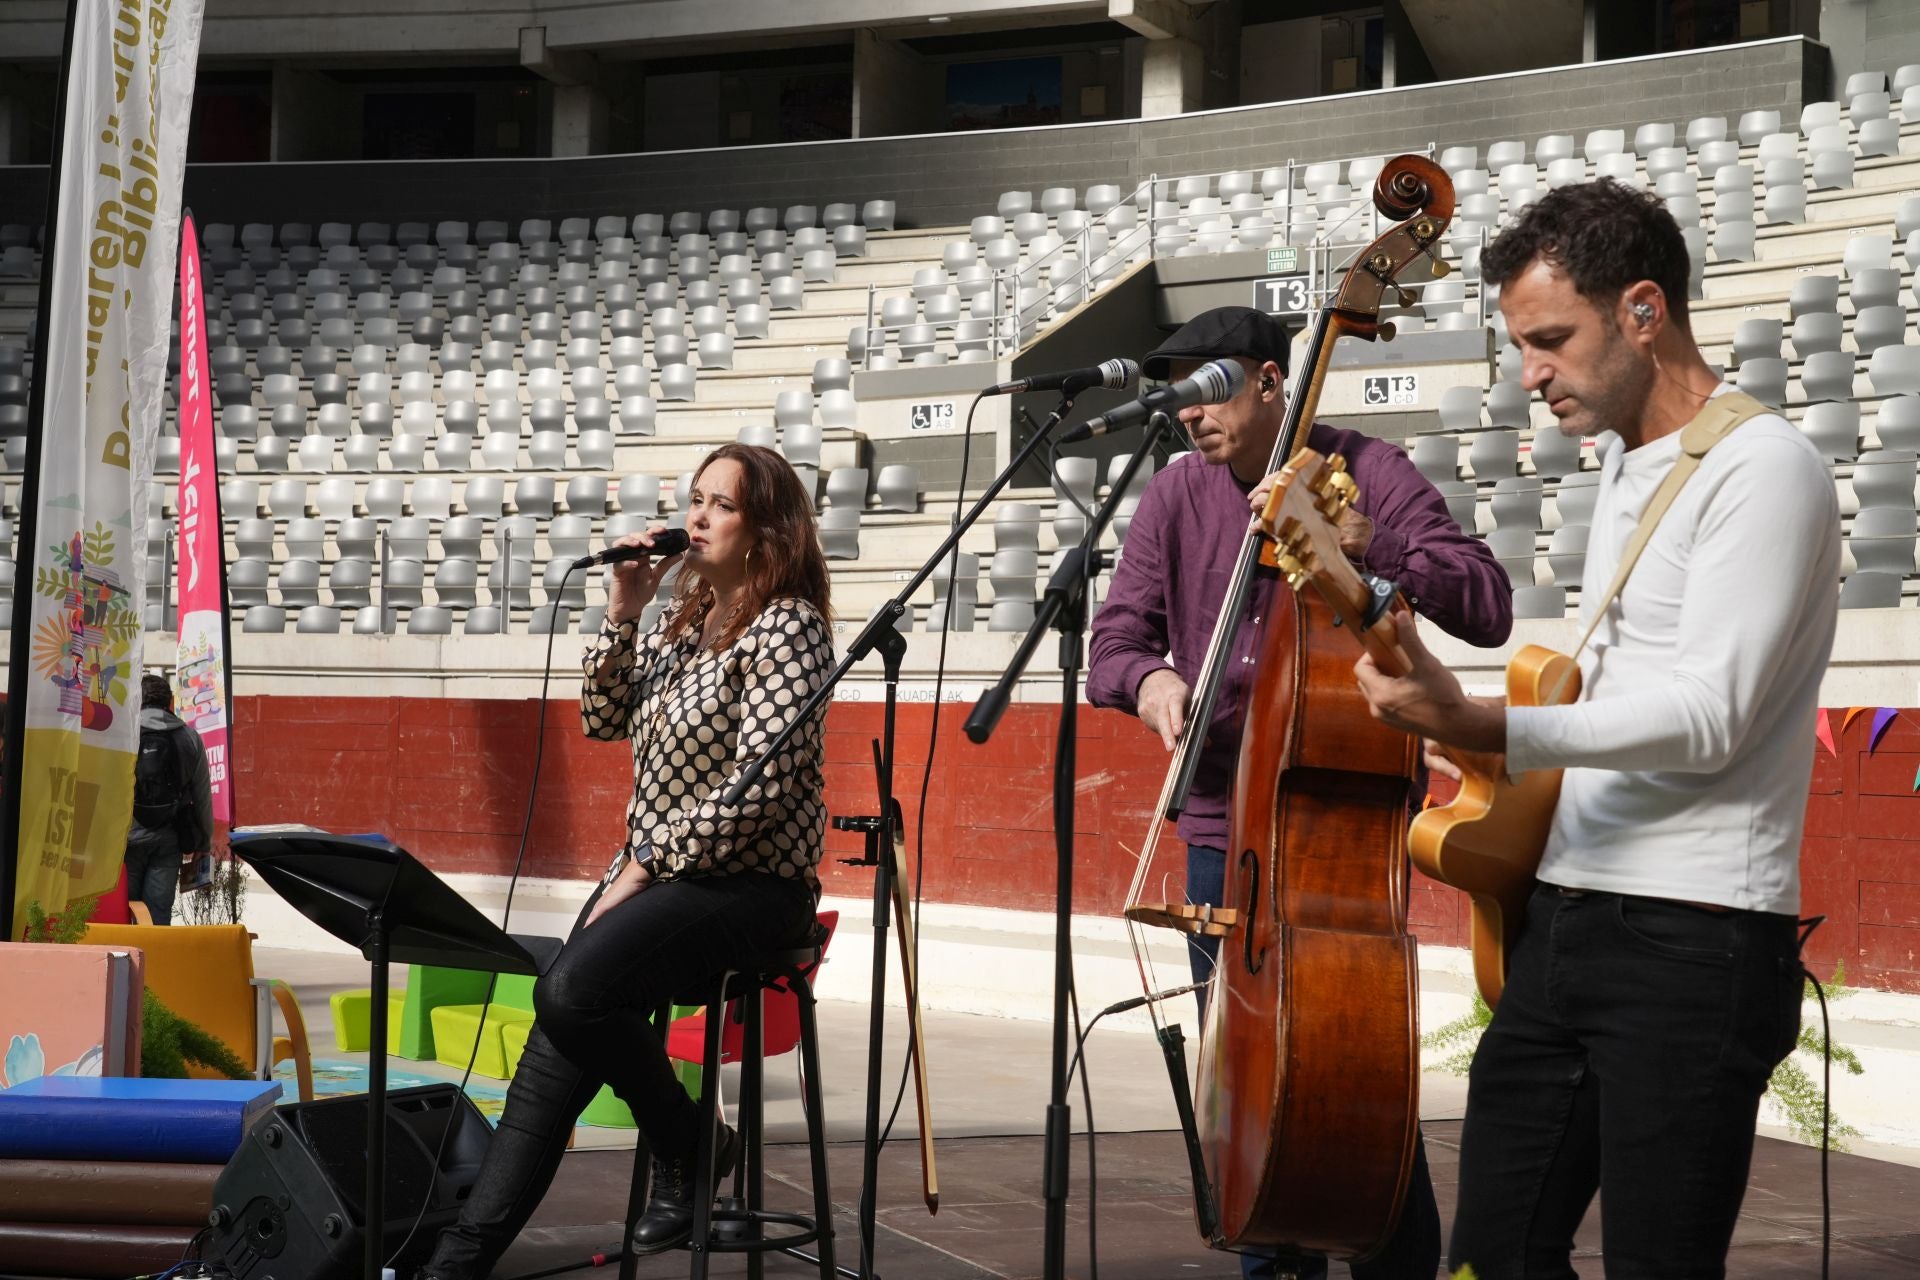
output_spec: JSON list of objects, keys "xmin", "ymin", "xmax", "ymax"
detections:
[{"xmin": 629, "ymin": 1123, "xmax": 741, "ymax": 1255}]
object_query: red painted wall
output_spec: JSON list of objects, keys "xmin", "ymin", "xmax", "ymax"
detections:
[{"xmin": 230, "ymin": 695, "xmax": 1920, "ymax": 995}]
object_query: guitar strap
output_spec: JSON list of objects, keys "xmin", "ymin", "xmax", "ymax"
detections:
[{"xmin": 1553, "ymin": 390, "xmax": 1772, "ymax": 697}]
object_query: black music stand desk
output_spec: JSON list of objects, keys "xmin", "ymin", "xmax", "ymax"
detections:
[{"xmin": 231, "ymin": 828, "xmax": 540, "ymax": 1280}]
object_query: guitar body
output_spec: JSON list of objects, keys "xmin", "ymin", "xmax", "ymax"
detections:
[{"xmin": 1408, "ymin": 644, "xmax": 1580, "ymax": 1008}]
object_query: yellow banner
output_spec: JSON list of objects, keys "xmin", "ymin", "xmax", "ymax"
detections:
[{"xmin": 11, "ymin": 0, "xmax": 205, "ymax": 935}]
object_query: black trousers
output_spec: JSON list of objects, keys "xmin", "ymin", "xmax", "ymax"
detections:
[
  {"xmin": 1187, "ymin": 845, "xmax": 1444, "ymax": 1280},
  {"xmin": 422, "ymin": 869, "xmax": 817, "ymax": 1280},
  {"xmin": 1448, "ymin": 884, "xmax": 1804, "ymax": 1280}
]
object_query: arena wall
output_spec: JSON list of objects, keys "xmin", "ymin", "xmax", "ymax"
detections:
[
  {"xmin": 0, "ymin": 38, "xmax": 1819, "ymax": 232},
  {"xmin": 232, "ymin": 689, "xmax": 1920, "ymax": 997}
]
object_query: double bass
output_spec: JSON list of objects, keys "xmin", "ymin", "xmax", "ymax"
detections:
[{"xmin": 1122, "ymin": 155, "xmax": 1454, "ymax": 1262}]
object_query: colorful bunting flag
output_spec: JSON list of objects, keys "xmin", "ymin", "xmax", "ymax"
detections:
[
  {"xmin": 1869, "ymin": 708, "xmax": 1898, "ymax": 754},
  {"xmin": 1814, "ymin": 709, "xmax": 1836, "ymax": 758}
]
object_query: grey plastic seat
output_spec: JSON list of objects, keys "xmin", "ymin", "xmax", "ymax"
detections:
[
  {"xmin": 1875, "ymin": 397, "xmax": 1920, "ymax": 451},
  {"xmin": 1838, "ymin": 571, "xmax": 1902, "ymax": 609},
  {"xmin": 1852, "ymin": 450, "xmax": 1918, "ymax": 510},
  {"xmin": 1408, "ymin": 434, "xmax": 1460, "ymax": 484},
  {"xmin": 1731, "ymin": 318, "xmax": 1782, "ymax": 366},
  {"xmin": 1869, "ymin": 345, "xmax": 1920, "ymax": 397},
  {"xmin": 1854, "ymin": 306, "xmax": 1908, "ymax": 355},
  {"xmin": 1468, "ymin": 429, "xmax": 1520, "ymax": 479},
  {"xmin": 818, "ymin": 507, "xmax": 861, "ymax": 560},
  {"xmin": 1799, "ymin": 351, "xmax": 1855, "ymax": 403},
  {"xmin": 1529, "ymin": 427, "xmax": 1581, "ymax": 481},
  {"xmin": 1791, "ymin": 275, "xmax": 1840, "ymax": 318},
  {"xmin": 1850, "ymin": 269, "xmax": 1901, "ymax": 314},
  {"xmin": 1486, "ymin": 381, "xmax": 1531, "ymax": 430},
  {"xmin": 242, "ymin": 605, "xmax": 287, "ymax": 633},
  {"xmin": 1491, "ymin": 477, "xmax": 1544, "ymax": 531},
  {"xmin": 1791, "ymin": 312, "xmax": 1844, "ymax": 359},
  {"xmin": 874, "ymin": 465, "xmax": 920, "ymax": 514},
  {"xmin": 926, "ymin": 552, "xmax": 979, "ymax": 633},
  {"xmin": 1437, "ymin": 481, "xmax": 1477, "ymax": 533},
  {"xmin": 1554, "ymin": 473, "xmax": 1601, "ymax": 527},
  {"xmin": 1734, "ymin": 358, "xmax": 1789, "ymax": 408},
  {"xmin": 229, "ymin": 558, "xmax": 270, "ymax": 607},
  {"xmin": 824, "ymin": 467, "xmax": 868, "ymax": 511},
  {"xmin": 1546, "ymin": 524, "xmax": 1589, "ymax": 586},
  {"xmin": 1487, "ymin": 527, "xmax": 1537, "ymax": 587},
  {"xmin": 617, "ymin": 474, "xmax": 661, "ymax": 517},
  {"xmin": 1850, "ymin": 506, "xmax": 1917, "ymax": 577},
  {"xmin": 1801, "ymin": 401, "xmax": 1861, "ymax": 461},
  {"xmin": 295, "ymin": 605, "xmax": 343, "ymax": 634},
  {"xmin": 1512, "ymin": 585, "xmax": 1568, "ymax": 619}
]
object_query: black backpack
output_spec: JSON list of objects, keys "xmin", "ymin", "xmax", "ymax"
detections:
[{"xmin": 133, "ymin": 723, "xmax": 200, "ymax": 846}]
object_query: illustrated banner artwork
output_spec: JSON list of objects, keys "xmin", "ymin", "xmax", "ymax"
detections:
[
  {"xmin": 173, "ymin": 215, "xmax": 230, "ymax": 823},
  {"xmin": 12, "ymin": 0, "xmax": 206, "ymax": 933}
]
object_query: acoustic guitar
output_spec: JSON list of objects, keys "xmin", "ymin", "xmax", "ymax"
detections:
[{"xmin": 1255, "ymin": 446, "xmax": 1574, "ymax": 1010}]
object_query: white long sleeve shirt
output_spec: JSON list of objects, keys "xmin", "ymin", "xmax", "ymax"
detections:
[{"xmin": 1505, "ymin": 392, "xmax": 1841, "ymax": 914}]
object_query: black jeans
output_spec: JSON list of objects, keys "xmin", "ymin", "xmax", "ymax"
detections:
[
  {"xmin": 1187, "ymin": 845, "xmax": 1443, "ymax": 1280},
  {"xmin": 1449, "ymin": 884, "xmax": 1804, "ymax": 1280},
  {"xmin": 422, "ymin": 869, "xmax": 817, "ymax": 1280}
]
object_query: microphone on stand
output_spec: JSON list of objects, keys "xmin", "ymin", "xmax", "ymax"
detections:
[
  {"xmin": 569, "ymin": 527, "xmax": 690, "ymax": 571},
  {"xmin": 1057, "ymin": 359, "xmax": 1247, "ymax": 443},
  {"xmin": 985, "ymin": 358, "xmax": 1139, "ymax": 397}
]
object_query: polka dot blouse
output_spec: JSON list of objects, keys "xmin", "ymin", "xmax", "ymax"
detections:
[{"xmin": 581, "ymin": 597, "xmax": 834, "ymax": 895}]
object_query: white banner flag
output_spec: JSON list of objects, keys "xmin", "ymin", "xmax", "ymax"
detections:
[{"xmin": 12, "ymin": 0, "xmax": 206, "ymax": 930}]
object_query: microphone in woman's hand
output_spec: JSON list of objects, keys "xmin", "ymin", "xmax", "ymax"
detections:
[{"xmin": 570, "ymin": 528, "xmax": 690, "ymax": 571}]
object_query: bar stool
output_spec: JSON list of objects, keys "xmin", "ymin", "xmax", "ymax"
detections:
[{"xmin": 620, "ymin": 914, "xmax": 839, "ymax": 1280}]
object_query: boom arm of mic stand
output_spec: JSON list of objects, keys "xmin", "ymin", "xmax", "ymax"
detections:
[
  {"xmin": 721, "ymin": 387, "xmax": 1083, "ymax": 809},
  {"xmin": 965, "ymin": 411, "xmax": 1173, "ymax": 744}
]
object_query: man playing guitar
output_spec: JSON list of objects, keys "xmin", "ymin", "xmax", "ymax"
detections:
[{"xmin": 1354, "ymin": 180, "xmax": 1841, "ymax": 1279}]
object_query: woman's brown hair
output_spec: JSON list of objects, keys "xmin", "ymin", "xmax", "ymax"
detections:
[{"xmin": 663, "ymin": 443, "xmax": 834, "ymax": 649}]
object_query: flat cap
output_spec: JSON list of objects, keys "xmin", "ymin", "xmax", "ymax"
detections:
[{"xmin": 1142, "ymin": 305, "xmax": 1290, "ymax": 381}]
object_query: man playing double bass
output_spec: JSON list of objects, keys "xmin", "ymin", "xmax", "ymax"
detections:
[
  {"xmin": 1088, "ymin": 305, "xmax": 1514, "ymax": 1279},
  {"xmin": 1355, "ymin": 181, "xmax": 1840, "ymax": 1278}
]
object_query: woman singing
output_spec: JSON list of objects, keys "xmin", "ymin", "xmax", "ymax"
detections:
[{"xmin": 421, "ymin": 443, "xmax": 835, "ymax": 1277}]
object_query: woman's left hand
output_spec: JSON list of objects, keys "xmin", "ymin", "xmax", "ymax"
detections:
[{"xmin": 583, "ymin": 858, "xmax": 654, "ymax": 929}]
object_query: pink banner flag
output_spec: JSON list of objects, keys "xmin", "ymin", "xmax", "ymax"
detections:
[
  {"xmin": 1814, "ymin": 709, "xmax": 1836, "ymax": 758},
  {"xmin": 172, "ymin": 217, "xmax": 232, "ymax": 824}
]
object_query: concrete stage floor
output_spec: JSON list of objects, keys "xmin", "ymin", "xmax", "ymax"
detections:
[
  {"xmin": 495, "ymin": 1121, "xmax": 1920, "ymax": 1279},
  {"xmin": 247, "ymin": 947, "xmax": 1920, "ymax": 1279}
]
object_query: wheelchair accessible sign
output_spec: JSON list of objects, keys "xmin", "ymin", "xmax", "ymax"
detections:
[{"xmin": 909, "ymin": 401, "xmax": 957, "ymax": 432}]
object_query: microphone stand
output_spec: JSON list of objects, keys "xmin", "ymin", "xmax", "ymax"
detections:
[
  {"xmin": 963, "ymin": 410, "xmax": 1174, "ymax": 1280},
  {"xmin": 724, "ymin": 384, "xmax": 1088, "ymax": 1280}
]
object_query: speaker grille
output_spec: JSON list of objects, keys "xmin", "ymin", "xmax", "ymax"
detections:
[{"xmin": 291, "ymin": 1090, "xmax": 448, "ymax": 1221}]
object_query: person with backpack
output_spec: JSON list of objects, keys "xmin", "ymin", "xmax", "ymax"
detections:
[{"xmin": 127, "ymin": 672, "xmax": 214, "ymax": 926}]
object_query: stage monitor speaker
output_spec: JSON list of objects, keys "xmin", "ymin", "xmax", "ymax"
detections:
[{"xmin": 206, "ymin": 1083, "xmax": 490, "ymax": 1280}]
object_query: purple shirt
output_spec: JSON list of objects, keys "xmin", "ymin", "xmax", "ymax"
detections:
[{"xmin": 1087, "ymin": 422, "xmax": 1514, "ymax": 848}]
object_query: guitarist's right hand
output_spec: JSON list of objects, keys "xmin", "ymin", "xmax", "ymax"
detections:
[
  {"xmin": 1426, "ymin": 736, "xmax": 1509, "ymax": 786},
  {"xmin": 1424, "ymin": 739, "xmax": 1464, "ymax": 782}
]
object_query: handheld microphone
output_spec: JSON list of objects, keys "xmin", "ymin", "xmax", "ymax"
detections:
[
  {"xmin": 569, "ymin": 527, "xmax": 690, "ymax": 571},
  {"xmin": 1057, "ymin": 359, "xmax": 1247, "ymax": 444},
  {"xmin": 985, "ymin": 358, "xmax": 1139, "ymax": 397}
]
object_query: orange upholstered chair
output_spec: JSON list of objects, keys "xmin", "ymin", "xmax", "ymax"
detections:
[{"xmin": 80, "ymin": 923, "xmax": 313, "ymax": 1102}]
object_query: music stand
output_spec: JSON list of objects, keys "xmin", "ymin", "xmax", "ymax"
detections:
[{"xmin": 232, "ymin": 829, "xmax": 540, "ymax": 1280}]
